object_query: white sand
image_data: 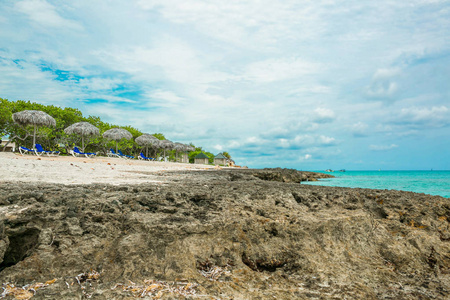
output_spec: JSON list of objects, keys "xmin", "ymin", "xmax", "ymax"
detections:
[{"xmin": 0, "ymin": 152, "xmax": 216, "ymax": 185}]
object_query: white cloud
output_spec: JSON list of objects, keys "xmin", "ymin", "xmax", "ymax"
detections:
[
  {"xmin": 243, "ymin": 57, "xmax": 319, "ymax": 83},
  {"xmin": 291, "ymin": 85, "xmax": 331, "ymax": 94},
  {"xmin": 246, "ymin": 136, "xmax": 265, "ymax": 146},
  {"xmin": 366, "ymin": 82, "xmax": 398, "ymax": 98},
  {"xmin": 15, "ymin": 0, "xmax": 82, "ymax": 30},
  {"xmin": 98, "ymin": 95, "xmax": 137, "ymax": 104},
  {"xmin": 319, "ymin": 135, "xmax": 336, "ymax": 145},
  {"xmin": 134, "ymin": 0, "xmax": 323, "ymax": 49},
  {"xmin": 369, "ymin": 144, "xmax": 399, "ymax": 151},
  {"xmin": 313, "ymin": 107, "xmax": 335, "ymax": 123},
  {"xmin": 397, "ymin": 106, "xmax": 449, "ymax": 127},
  {"xmin": 145, "ymin": 89, "xmax": 184, "ymax": 108},
  {"xmin": 276, "ymin": 134, "xmax": 336, "ymax": 149},
  {"xmin": 351, "ymin": 122, "xmax": 369, "ymax": 137},
  {"xmin": 278, "ymin": 138, "xmax": 291, "ymax": 148},
  {"xmin": 373, "ymin": 68, "xmax": 401, "ymax": 80},
  {"xmin": 78, "ymin": 78, "xmax": 121, "ymax": 91},
  {"xmin": 260, "ymin": 127, "xmax": 292, "ymax": 139},
  {"xmin": 365, "ymin": 68, "xmax": 400, "ymax": 99},
  {"xmin": 213, "ymin": 144, "xmax": 223, "ymax": 151},
  {"xmin": 228, "ymin": 140, "xmax": 241, "ymax": 149}
]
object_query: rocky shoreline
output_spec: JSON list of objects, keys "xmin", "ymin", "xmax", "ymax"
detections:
[{"xmin": 1, "ymin": 168, "xmax": 449, "ymax": 299}]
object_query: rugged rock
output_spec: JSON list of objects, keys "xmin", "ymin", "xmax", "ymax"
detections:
[
  {"xmin": 252, "ymin": 168, "xmax": 334, "ymax": 182},
  {"xmin": 0, "ymin": 169, "xmax": 449, "ymax": 299}
]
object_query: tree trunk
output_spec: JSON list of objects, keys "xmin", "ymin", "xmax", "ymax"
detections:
[{"xmin": 2, "ymin": 134, "xmax": 30, "ymax": 152}]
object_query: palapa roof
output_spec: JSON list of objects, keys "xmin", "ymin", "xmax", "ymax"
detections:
[
  {"xmin": 135, "ymin": 134, "xmax": 160, "ymax": 146},
  {"xmin": 194, "ymin": 152, "xmax": 209, "ymax": 159},
  {"xmin": 12, "ymin": 110, "xmax": 56, "ymax": 127},
  {"xmin": 103, "ymin": 128, "xmax": 132, "ymax": 141},
  {"xmin": 159, "ymin": 139, "xmax": 173, "ymax": 150},
  {"xmin": 214, "ymin": 153, "xmax": 227, "ymax": 159},
  {"xmin": 64, "ymin": 122, "xmax": 99, "ymax": 136}
]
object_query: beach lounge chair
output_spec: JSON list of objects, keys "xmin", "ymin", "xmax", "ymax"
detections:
[
  {"xmin": 107, "ymin": 148, "xmax": 121, "ymax": 158},
  {"xmin": 35, "ymin": 144, "xmax": 60, "ymax": 156},
  {"xmin": 138, "ymin": 152, "xmax": 153, "ymax": 161},
  {"xmin": 118, "ymin": 149, "xmax": 134, "ymax": 159},
  {"xmin": 70, "ymin": 146, "xmax": 96, "ymax": 158},
  {"xmin": 19, "ymin": 146, "xmax": 36, "ymax": 155}
]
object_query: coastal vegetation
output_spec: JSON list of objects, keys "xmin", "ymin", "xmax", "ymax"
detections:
[{"xmin": 0, "ymin": 98, "xmax": 228, "ymax": 162}]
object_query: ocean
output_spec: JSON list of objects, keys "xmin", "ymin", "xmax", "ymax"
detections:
[{"xmin": 302, "ymin": 170, "xmax": 450, "ymax": 198}]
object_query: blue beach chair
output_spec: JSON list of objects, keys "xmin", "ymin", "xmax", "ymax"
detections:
[
  {"xmin": 35, "ymin": 144, "xmax": 60, "ymax": 156},
  {"xmin": 70, "ymin": 146, "xmax": 96, "ymax": 158},
  {"xmin": 118, "ymin": 149, "xmax": 134, "ymax": 159},
  {"xmin": 138, "ymin": 152, "xmax": 153, "ymax": 161},
  {"xmin": 107, "ymin": 148, "xmax": 121, "ymax": 158},
  {"xmin": 19, "ymin": 146, "xmax": 36, "ymax": 155}
]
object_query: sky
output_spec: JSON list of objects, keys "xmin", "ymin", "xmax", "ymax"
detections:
[{"xmin": 0, "ymin": 0, "xmax": 449, "ymax": 170}]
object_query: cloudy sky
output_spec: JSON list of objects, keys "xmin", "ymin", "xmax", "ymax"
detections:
[{"xmin": 1, "ymin": 0, "xmax": 449, "ymax": 170}]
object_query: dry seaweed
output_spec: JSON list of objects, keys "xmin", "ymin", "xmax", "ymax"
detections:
[
  {"xmin": 112, "ymin": 279, "xmax": 198, "ymax": 298},
  {"xmin": 1, "ymin": 279, "xmax": 57, "ymax": 300}
]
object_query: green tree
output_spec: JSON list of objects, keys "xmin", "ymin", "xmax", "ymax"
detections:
[
  {"xmin": 0, "ymin": 98, "xmax": 216, "ymax": 159},
  {"xmin": 153, "ymin": 133, "xmax": 165, "ymax": 140},
  {"xmin": 188, "ymin": 146, "xmax": 214, "ymax": 164},
  {"xmin": 222, "ymin": 151, "xmax": 231, "ymax": 159},
  {"xmin": 0, "ymin": 98, "xmax": 13, "ymax": 138},
  {"xmin": 0, "ymin": 98, "xmax": 33, "ymax": 150}
]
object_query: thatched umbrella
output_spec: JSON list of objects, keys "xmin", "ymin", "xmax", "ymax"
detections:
[
  {"xmin": 64, "ymin": 122, "xmax": 99, "ymax": 152},
  {"xmin": 159, "ymin": 139, "xmax": 174, "ymax": 160},
  {"xmin": 103, "ymin": 127, "xmax": 133, "ymax": 153},
  {"xmin": 12, "ymin": 110, "xmax": 56, "ymax": 147},
  {"xmin": 173, "ymin": 142, "xmax": 185, "ymax": 151},
  {"xmin": 173, "ymin": 142, "xmax": 186, "ymax": 162},
  {"xmin": 186, "ymin": 145, "xmax": 195, "ymax": 152},
  {"xmin": 135, "ymin": 134, "xmax": 160, "ymax": 157},
  {"xmin": 183, "ymin": 145, "xmax": 195, "ymax": 163}
]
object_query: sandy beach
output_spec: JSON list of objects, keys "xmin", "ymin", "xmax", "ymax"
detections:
[{"xmin": 0, "ymin": 152, "xmax": 216, "ymax": 185}]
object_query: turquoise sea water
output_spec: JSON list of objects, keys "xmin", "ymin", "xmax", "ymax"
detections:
[{"xmin": 302, "ymin": 170, "xmax": 450, "ymax": 198}]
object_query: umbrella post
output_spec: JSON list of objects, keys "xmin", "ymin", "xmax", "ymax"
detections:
[
  {"xmin": 33, "ymin": 125, "xmax": 36, "ymax": 148},
  {"xmin": 82, "ymin": 136, "xmax": 85, "ymax": 152}
]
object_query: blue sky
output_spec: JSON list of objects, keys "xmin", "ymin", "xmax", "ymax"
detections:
[{"xmin": 1, "ymin": 0, "xmax": 449, "ymax": 170}]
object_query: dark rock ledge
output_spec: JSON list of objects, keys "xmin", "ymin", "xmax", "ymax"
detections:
[{"xmin": 0, "ymin": 168, "xmax": 449, "ymax": 299}]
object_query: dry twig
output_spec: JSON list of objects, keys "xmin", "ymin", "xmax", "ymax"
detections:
[
  {"xmin": 112, "ymin": 279, "xmax": 198, "ymax": 298},
  {"xmin": 1, "ymin": 279, "xmax": 57, "ymax": 300},
  {"xmin": 197, "ymin": 260, "xmax": 232, "ymax": 281}
]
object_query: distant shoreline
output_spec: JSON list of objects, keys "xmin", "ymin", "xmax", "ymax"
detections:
[{"xmin": 303, "ymin": 169, "xmax": 450, "ymax": 198}]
